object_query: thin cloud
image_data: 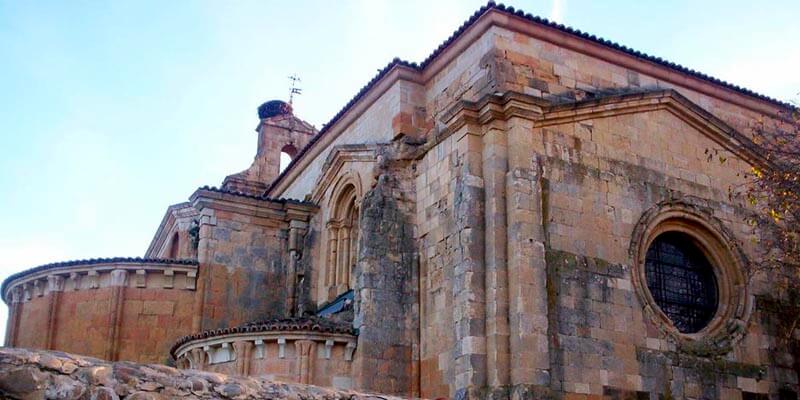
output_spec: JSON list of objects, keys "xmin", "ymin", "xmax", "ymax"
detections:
[{"xmin": 550, "ymin": 0, "xmax": 566, "ymax": 23}]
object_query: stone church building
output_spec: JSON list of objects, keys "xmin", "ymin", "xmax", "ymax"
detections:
[{"xmin": 3, "ymin": 3, "xmax": 798, "ymax": 399}]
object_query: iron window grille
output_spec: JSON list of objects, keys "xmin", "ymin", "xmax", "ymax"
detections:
[{"xmin": 645, "ymin": 232, "xmax": 719, "ymax": 333}]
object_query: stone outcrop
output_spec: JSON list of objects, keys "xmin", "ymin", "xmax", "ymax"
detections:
[{"xmin": 0, "ymin": 347, "xmax": 408, "ymax": 400}]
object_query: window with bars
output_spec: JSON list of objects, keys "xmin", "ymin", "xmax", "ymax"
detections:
[{"xmin": 645, "ymin": 232, "xmax": 719, "ymax": 333}]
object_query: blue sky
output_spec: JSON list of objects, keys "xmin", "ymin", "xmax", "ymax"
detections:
[{"xmin": 0, "ymin": 0, "xmax": 798, "ymax": 338}]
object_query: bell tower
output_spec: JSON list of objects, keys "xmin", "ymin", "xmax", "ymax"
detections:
[{"xmin": 221, "ymin": 99, "xmax": 317, "ymax": 196}]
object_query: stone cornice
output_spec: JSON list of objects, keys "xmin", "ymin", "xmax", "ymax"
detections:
[
  {"xmin": 435, "ymin": 89, "xmax": 768, "ymax": 169},
  {"xmin": 171, "ymin": 317, "xmax": 356, "ymax": 358},
  {"xmin": 439, "ymin": 91, "xmax": 549, "ymax": 137},
  {"xmin": 189, "ymin": 187, "xmax": 318, "ymax": 223},
  {"xmin": 539, "ymin": 90, "xmax": 768, "ymax": 168},
  {"xmin": 1, "ymin": 258, "xmax": 198, "ymax": 304},
  {"xmin": 172, "ymin": 331, "xmax": 357, "ymax": 362}
]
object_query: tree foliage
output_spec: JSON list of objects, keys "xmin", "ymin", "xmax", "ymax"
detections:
[
  {"xmin": 748, "ymin": 106, "xmax": 800, "ymax": 269},
  {"xmin": 715, "ymin": 103, "xmax": 800, "ymax": 274}
]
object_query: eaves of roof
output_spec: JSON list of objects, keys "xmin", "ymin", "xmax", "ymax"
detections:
[
  {"xmin": 1, "ymin": 257, "xmax": 198, "ymax": 299},
  {"xmin": 170, "ymin": 316, "xmax": 356, "ymax": 357},
  {"xmin": 266, "ymin": 1, "xmax": 794, "ymax": 197}
]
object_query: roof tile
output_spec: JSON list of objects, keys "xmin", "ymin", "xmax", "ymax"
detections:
[{"xmin": 170, "ymin": 316, "xmax": 356, "ymax": 356}]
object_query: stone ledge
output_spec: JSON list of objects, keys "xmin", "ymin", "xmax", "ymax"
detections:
[
  {"xmin": 0, "ymin": 347, "xmax": 409, "ymax": 400},
  {"xmin": 2, "ymin": 260, "xmax": 199, "ymax": 304}
]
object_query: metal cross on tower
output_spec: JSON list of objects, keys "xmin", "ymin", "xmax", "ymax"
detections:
[{"xmin": 288, "ymin": 74, "xmax": 302, "ymax": 105}]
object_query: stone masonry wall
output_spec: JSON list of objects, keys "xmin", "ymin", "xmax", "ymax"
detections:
[
  {"xmin": 489, "ymin": 25, "xmax": 788, "ymax": 142},
  {"xmin": 258, "ymin": 9, "xmax": 795, "ymax": 398},
  {"xmin": 281, "ymin": 84, "xmax": 403, "ymax": 200},
  {"xmin": 116, "ymin": 287, "xmax": 195, "ymax": 364},
  {"xmin": 9, "ymin": 265, "xmax": 197, "ymax": 365},
  {"xmin": 15, "ymin": 293, "xmax": 55, "ymax": 351},
  {"xmin": 533, "ymin": 108, "xmax": 794, "ymax": 398},
  {"xmin": 416, "ymin": 132, "xmax": 459, "ymax": 397},
  {"xmin": 197, "ymin": 208, "xmax": 290, "ymax": 330},
  {"xmin": 352, "ymin": 144, "xmax": 419, "ymax": 396},
  {"xmin": 414, "ymin": 92, "xmax": 795, "ymax": 398},
  {"xmin": 410, "ymin": 20, "xmax": 796, "ymax": 398}
]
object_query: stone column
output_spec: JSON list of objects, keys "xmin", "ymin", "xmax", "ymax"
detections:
[
  {"xmin": 287, "ymin": 220, "xmax": 308, "ymax": 316},
  {"xmin": 45, "ymin": 275, "xmax": 65, "ymax": 350},
  {"xmin": 326, "ymin": 224, "xmax": 339, "ymax": 287},
  {"xmin": 349, "ymin": 226, "xmax": 358, "ymax": 289},
  {"xmin": 106, "ymin": 269, "xmax": 128, "ymax": 361},
  {"xmin": 336, "ymin": 226, "xmax": 350, "ymax": 293},
  {"xmin": 505, "ymin": 117, "xmax": 549, "ymax": 391},
  {"xmin": 483, "ymin": 125, "xmax": 511, "ymax": 390},
  {"xmin": 337, "ymin": 227, "xmax": 350, "ymax": 291}
]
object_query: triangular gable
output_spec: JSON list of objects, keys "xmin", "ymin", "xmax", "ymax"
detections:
[
  {"xmin": 267, "ymin": 3, "xmax": 789, "ymax": 197},
  {"xmin": 145, "ymin": 202, "xmax": 199, "ymax": 258}
]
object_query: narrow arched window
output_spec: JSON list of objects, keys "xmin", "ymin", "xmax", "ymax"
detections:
[
  {"xmin": 326, "ymin": 184, "xmax": 359, "ymax": 295},
  {"xmin": 168, "ymin": 232, "xmax": 180, "ymax": 259}
]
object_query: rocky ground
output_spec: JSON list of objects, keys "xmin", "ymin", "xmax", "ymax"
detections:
[{"xmin": 0, "ymin": 347, "xmax": 408, "ymax": 400}]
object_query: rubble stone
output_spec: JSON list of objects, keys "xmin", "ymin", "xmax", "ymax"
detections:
[{"xmin": 0, "ymin": 348, "xmax": 409, "ymax": 400}]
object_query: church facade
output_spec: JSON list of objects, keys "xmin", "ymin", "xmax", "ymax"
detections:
[{"xmin": 3, "ymin": 3, "xmax": 798, "ymax": 399}]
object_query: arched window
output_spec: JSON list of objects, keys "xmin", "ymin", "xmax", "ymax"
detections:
[
  {"xmin": 644, "ymin": 232, "xmax": 718, "ymax": 333},
  {"xmin": 168, "ymin": 232, "xmax": 180, "ymax": 259},
  {"xmin": 279, "ymin": 144, "xmax": 298, "ymax": 173},
  {"xmin": 326, "ymin": 184, "xmax": 359, "ymax": 294}
]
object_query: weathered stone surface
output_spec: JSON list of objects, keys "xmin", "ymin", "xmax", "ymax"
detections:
[
  {"xmin": 3, "ymin": 3, "xmax": 798, "ymax": 400},
  {"xmin": 0, "ymin": 366, "xmax": 47, "ymax": 399},
  {"xmin": 0, "ymin": 348, "xmax": 409, "ymax": 400},
  {"xmin": 350, "ymin": 143, "xmax": 421, "ymax": 396}
]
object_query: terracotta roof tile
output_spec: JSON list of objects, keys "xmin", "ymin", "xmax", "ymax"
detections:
[
  {"xmin": 196, "ymin": 185, "xmax": 315, "ymax": 205},
  {"xmin": 170, "ymin": 316, "xmax": 356, "ymax": 357}
]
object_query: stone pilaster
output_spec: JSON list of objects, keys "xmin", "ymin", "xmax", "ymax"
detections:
[
  {"xmin": 287, "ymin": 220, "xmax": 308, "ymax": 316},
  {"xmin": 483, "ymin": 125, "xmax": 511, "ymax": 392},
  {"xmin": 187, "ymin": 348, "xmax": 207, "ymax": 370},
  {"xmin": 505, "ymin": 117, "xmax": 550, "ymax": 393},
  {"xmin": 4, "ymin": 287, "xmax": 22, "ymax": 347},
  {"xmin": 194, "ymin": 208, "xmax": 216, "ymax": 331},
  {"xmin": 295, "ymin": 340, "xmax": 316, "ymax": 384},
  {"xmin": 45, "ymin": 275, "xmax": 64, "ymax": 350},
  {"xmin": 452, "ymin": 126, "xmax": 488, "ymax": 398},
  {"xmin": 233, "ymin": 340, "xmax": 253, "ymax": 376},
  {"xmin": 106, "ymin": 269, "xmax": 128, "ymax": 361}
]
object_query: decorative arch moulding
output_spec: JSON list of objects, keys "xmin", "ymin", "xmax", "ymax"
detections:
[{"xmin": 629, "ymin": 199, "xmax": 753, "ymax": 356}]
